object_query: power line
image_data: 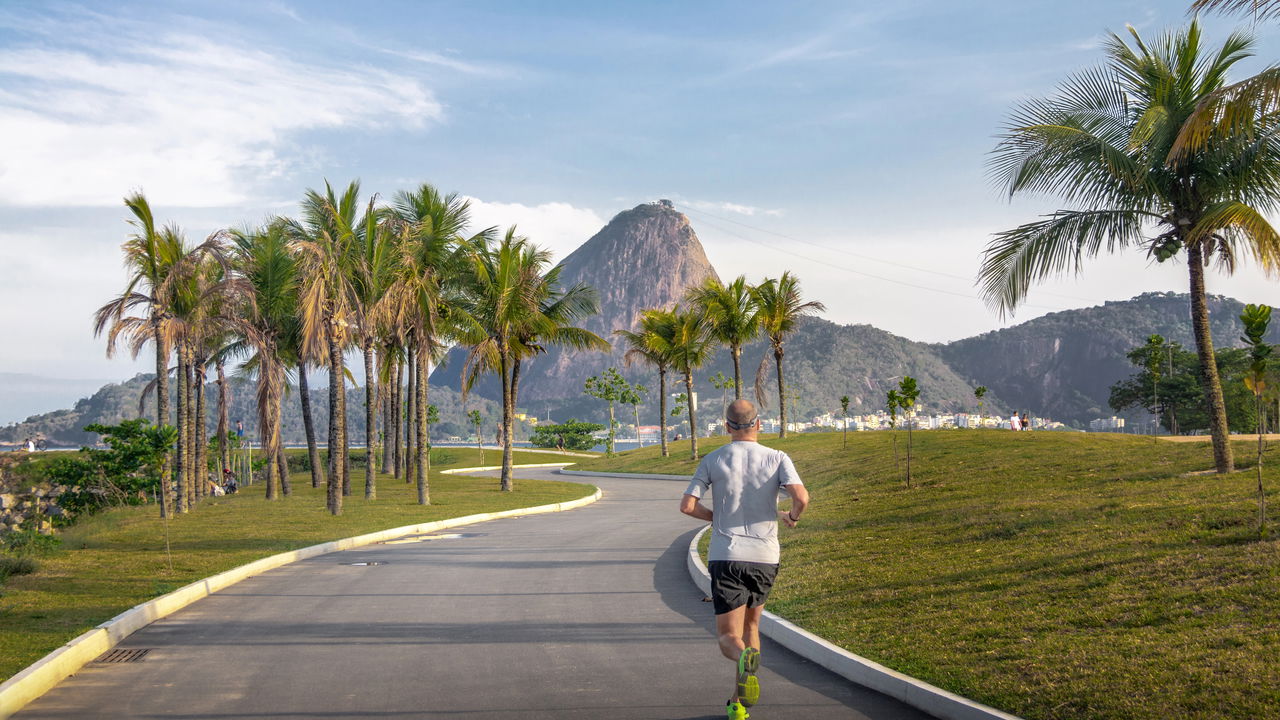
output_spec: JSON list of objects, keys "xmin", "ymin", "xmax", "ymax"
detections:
[
  {"xmin": 686, "ymin": 211, "xmax": 1077, "ymax": 313},
  {"xmin": 680, "ymin": 206, "xmax": 1101, "ymax": 305}
]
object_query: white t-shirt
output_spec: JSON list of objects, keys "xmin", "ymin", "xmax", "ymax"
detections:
[{"xmin": 684, "ymin": 441, "xmax": 804, "ymax": 564}]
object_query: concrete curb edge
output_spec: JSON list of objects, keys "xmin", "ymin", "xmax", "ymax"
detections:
[
  {"xmin": 0, "ymin": 465, "xmax": 602, "ymax": 720},
  {"xmin": 558, "ymin": 468, "xmax": 691, "ymax": 481},
  {"xmin": 439, "ymin": 462, "xmax": 572, "ymax": 475},
  {"xmin": 686, "ymin": 526, "xmax": 1023, "ymax": 720}
]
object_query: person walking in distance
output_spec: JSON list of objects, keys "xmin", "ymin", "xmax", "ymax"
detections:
[{"xmin": 680, "ymin": 399, "xmax": 809, "ymax": 720}]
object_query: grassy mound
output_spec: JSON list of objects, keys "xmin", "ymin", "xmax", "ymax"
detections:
[
  {"xmin": 580, "ymin": 430, "xmax": 1279, "ymax": 720},
  {"xmin": 0, "ymin": 448, "xmax": 590, "ymax": 681}
]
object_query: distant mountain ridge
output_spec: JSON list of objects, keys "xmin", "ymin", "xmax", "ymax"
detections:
[
  {"xmin": 937, "ymin": 291, "xmax": 1280, "ymax": 422},
  {"xmin": 7, "ymin": 199, "xmax": 1278, "ymax": 441}
]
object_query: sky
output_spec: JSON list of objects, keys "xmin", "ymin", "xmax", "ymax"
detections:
[{"xmin": 2, "ymin": 0, "xmax": 1279, "ymax": 392}]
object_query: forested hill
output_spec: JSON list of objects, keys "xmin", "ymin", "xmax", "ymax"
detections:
[
  {"xmin": 692, "ymin": 316, "xmax": 1008, "ymax": 420},
  {"xmin": 937, "ymin": 292, "xmax": 1280, "ymax": 423},
  {"xmin": 0, "ymin": 374, "xmax": 501, "ymax": 448}
]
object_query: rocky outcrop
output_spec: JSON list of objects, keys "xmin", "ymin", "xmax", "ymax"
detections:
[{"xmin": 432, "ymin": 200, "xmax": 720, "ymax": 400}]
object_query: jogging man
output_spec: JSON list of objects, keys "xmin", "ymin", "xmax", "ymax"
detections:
[{"xmin": 680, "ymin": 399, "xmax": 809, "ymax": 720}]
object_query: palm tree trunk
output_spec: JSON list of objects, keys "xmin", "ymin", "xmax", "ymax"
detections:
[
  {"xmin": 382, "ymin": 355, "xmax": 394, "ymax": 473},
  {"xmin": 326, "ymin": 324, "xmax": 344, "ymax": 516},
  {"xmin": 500, "ymin": 351, "xmax": 514, "ymax": 492},
  {"xmin": 262, "ymin": 359, "xmax": 279, "ymax": 501},
  {"xmin": 174, "ymin": 341, "xmax": 187, "ymax": 514},
  {"xmin": 1187, "ymin": 243, "xmax": 1234, "ymax": 473},
  {"xmin": 277, "ymin": 390, "xmax": 290, "ymax": 497},
  {"xmin": 364, "ymin": 339, "xmax": 377, "ymax": 500},
  {"xmin": 732, "ymin": 345, "xmax": 743, "ymax": 399},
  {"xmin": 184, "ymin": 348, "xmax": 195, "ymax": 508},
  {"xmin": 416, "ymin": 340, "xmax": 430, "ymax": 505},
  {"xmin": 392, "ymin": 355, "xmax": 402, "ymax": 479},
  {"xmin": 298, "ymin": 362, "xmax": 322, "ymax": 489},
  {"xmin": 342, "ymin": 386, "xmax": 352, "ymax": 497},
  {"xmin": 659, "ymin": 366, "xmax": 669, "ymax": 457},
  {"xmin": 775, "ymin": 347, "xmax": 787, "ymax": 439},
  {"xmin": 685, "ymin": 371, "xmax": 698, "ymax": 460},
  {"xmin": 155, "ymin": 325, "xmax": 172, "ymax": 518},
  {"xmin": 405, "ymin": 347, "xmax": 416, "ymax": 484},
  {"xmin": 216, "ymin": 359, "xmax": 229, "ymax": 480},
  {"xmin": 195, "ymin": 359, "xmax": 207, "ymax": 499},
  {"xmin": 510, "ymin": 356, "xmax": 525, "ymax": 458}
]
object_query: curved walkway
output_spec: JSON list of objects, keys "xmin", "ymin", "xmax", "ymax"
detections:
[{"xmin": 15, "ymin": 469, "xmax": 929, "ymax": 720}]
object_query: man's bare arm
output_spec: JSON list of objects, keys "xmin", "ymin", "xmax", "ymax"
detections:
[
  {"xmin": 680, "ymin": 493, "xmax": 712, "ymax": 522},
  {"xmin": 779, "ymin": 484, "xmax": 809, "ymax": 528}
]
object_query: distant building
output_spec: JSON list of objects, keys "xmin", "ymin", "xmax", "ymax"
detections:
[{"xmin": 1089, "ymin": 416, "xmax": 1126, "ymax": 432}]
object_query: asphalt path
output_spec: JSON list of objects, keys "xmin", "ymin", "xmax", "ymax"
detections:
[{"xmin": 16, "ymin": 469, "xmax": 931, "ymax": 720}]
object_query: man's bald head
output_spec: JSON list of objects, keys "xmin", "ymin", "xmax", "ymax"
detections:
[{"xmin": 726, "ymin": 399, "xmax": 757, "ymax": 429}]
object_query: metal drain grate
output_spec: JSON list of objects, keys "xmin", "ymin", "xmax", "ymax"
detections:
[{"xmin": 94, "ymin": 648, "xmax": 150, "ymax": 663}]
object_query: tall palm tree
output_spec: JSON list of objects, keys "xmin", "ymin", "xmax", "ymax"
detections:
[
  {"xmin": 687, "ymin": 276, "xmax": 760, "ymax": 399},
  {"xmin": 508, "ymin": 270, "xmax": 608, "ymax": 439},
  {"xmin": 753, "ymin": 272, "xmax": 826, "ymax": 439},
  {"xmin": 668, "ymin": 309, "xmax": 715, "ymax": 460},
  {"xmin": 229, "ymin": 223, "xmax": 299, "ymax": 500},
  {"xmin": 93, "ymin": 193, "xmax": 184, "ymax": 517},
  {"xmin": 981, "ymin": 21, "xmax": 1280, "ymax": 474},
  {"xmin": 160, "ymin": 232, "xmax": 223, "ymax": 512},
  {"xmin": 615, "ymin": 309, "xmax": 680, "ymax": 457},
  {"xmin": 384, "ymin": 183, "xmax": 479, "ymax": 504},
  {"xmin": 348, "ymin": 195, "xmax": 395, "ymax": 500},
  {"xmin": 290, "ymin": 180, "xmax": 362, "ymax": 514},
  {"xmin": 462, "ymin": 228, "xmax": 606, "ymax": 491}
]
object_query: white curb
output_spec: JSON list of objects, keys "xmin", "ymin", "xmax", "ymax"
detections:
[
  {"xmin": 440, "ymin": 462, "xmax": 574, "ymax": 475},
  {"xmin": 0, "ymin": 465, "xmax": 601, "ymax": 720},
  {"xmin": 687, "ymin": 526, "xmax": 1022, "ymax": 720},
  {"xmin": 558, "ymin": 468, "xmax": 692, "ymax": 481}
]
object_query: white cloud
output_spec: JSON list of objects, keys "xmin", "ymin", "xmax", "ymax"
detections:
[
  {"xmin": 464, "ymin": 197, "xmax": 605, "ymax": 263},
  {"xmin": 380, "ymin": 48, "xmax": 513, "ymax": 78},
  {"xmin": 0, "ymin": 19, "xmax": 440, "ymax": 207}
]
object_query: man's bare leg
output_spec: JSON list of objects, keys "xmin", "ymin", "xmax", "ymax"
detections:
[{"xmin": 716, "ymin": 605, "xmax": 765, "ymax": 702}]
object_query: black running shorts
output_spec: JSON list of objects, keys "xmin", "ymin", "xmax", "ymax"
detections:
[{"xmin": 708, "ymin": 560, "xmax": 779, "ymax": 615}]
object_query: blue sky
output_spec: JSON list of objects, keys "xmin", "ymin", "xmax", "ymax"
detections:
[{"xmin": 1, "ymin": 0, "xmax": 1278, "ymax": 388}]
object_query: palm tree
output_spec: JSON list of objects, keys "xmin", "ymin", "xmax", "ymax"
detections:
[
  {"xmin": 981, "ymin": 21, "xmax": 1280, "ymax": 474},
  {"xmin": 615, "ymin": 309, "xmax": 680, "ymax": 457},
  {"xmin": 667, "ymin": 309, "xmax": 715, "ymax": 460},
  {"xmin": 461, "ymin": 228, "xmax": 607, "ymax": 491},
  {"xmin": 687, "ymin": 276, "xmax": 759, "ymax": 398},
  {"xmin": 93, "ymin": 193, "xmax": 183, "ymax": 517},
  {"xmin": 384, "ymin": 183, "xmax": 479, "ymax": 504},
  {"xmin": 752, "ymin": 272, "xmax": 825, "ymax": 438},
  {"xmin": 290, "ymin": 180, "xmax": 362, "ymax": 515},
  {"xmin": 349, "ymin": 195, "xmax": 395, "ymax": 500},
  {"xmin": 228, "ymin": 223, "xmax": 299, "ymax": 500},
  {"xmin": 1190, "ymin": 0, "xmax": 1280, "ymax": 20}
]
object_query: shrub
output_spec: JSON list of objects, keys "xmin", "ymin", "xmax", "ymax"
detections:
[{"xmin": 0, "ymin": 555, "xmax": 38, "ymax": 584}]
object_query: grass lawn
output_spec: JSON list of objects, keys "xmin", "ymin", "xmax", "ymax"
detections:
[
  {"xmin": 0, "ymin": 448, "xmax": 591, "ymax": 682},
  {"xmin": 577, "ymin": 430, "xmax": 1280, "ymax": 720}
]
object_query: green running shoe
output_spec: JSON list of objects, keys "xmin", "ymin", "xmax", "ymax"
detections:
[
  {"xmin": 736, "ymin": 647, "xmax": 761, "ymax": 707},
  {"xmin": 726, "ymin": 700, "xmax": 750, "ymax": 719}
]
